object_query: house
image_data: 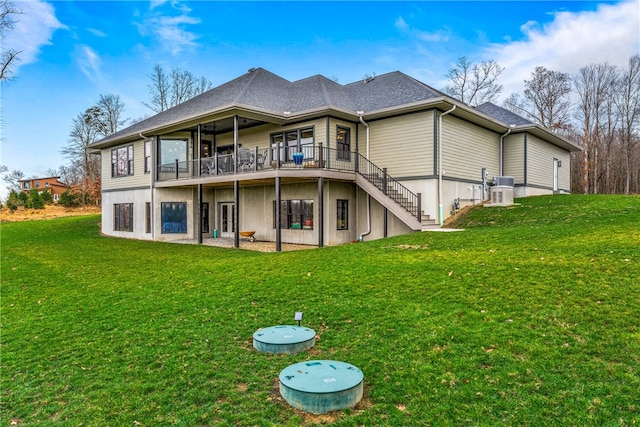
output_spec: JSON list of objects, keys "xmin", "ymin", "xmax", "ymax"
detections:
[
  {"xmin": 90, "ymin": 68, "xmax": 580, "ymax": 250},
  {"xmin": 19, "ymin": 176, "xmax": 67, "ymax": 202}
]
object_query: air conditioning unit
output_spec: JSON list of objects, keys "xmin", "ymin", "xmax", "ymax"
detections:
[
  {"xmin": 493, "ymin": 176, "xmax": 514, "ymax": 187},
  {"xmin": 490, "ymin": 186, "xmax": 514, "ymax": 206}
]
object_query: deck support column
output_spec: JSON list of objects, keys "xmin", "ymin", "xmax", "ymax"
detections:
[
  {"xmin": 318, "ymin": 177, "xmax": 324, "ymax": 248},
  {"xmin": 275, "ymin": 176, "xmax": 281, "ymax": 252},
  {"xmin": 197, "ymin": 124, "xmax": 202, "ymax": 177},
  {"xmin": 197, "ymin": 184, "xmax": 203, "ymax": 244},
  {"xmin": 383, "ymin": 207, "xmax": 388, "ymax": 238},
  {"xmin": 234, "ymin": 180, "xmax": 240, "ymax": 248}
]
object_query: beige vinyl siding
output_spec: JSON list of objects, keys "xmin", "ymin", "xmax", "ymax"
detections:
[
  {"xmin": 441, "ymin": 115, "xmax": 499, "ymax": 181},
  {"xmin": 101, "ymin": 139, "xmax": 151, "ymax": 191},
  {"xmin": 367, "ymin": 111, "xmax": 434, "ymax": 177},
  {"xmin": 503, "ymin": 134, "xmax": 525, "ymax": 183},
  {"xmin": 527, "ymin": 134, "xmax": 571, "ymax": 190}
]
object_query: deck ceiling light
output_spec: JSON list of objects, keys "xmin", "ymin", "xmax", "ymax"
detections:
[{"xmin": 294, "ymin": 311, "xmax": 303, "ymax": 326}]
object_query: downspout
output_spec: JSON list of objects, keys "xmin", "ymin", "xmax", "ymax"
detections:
[
  {"xmin": 358, "ymin": 113, "xmax": 371, "ymax": 242},
  {"xmin": 359, "ymin": 112, "xmax": 370, "ymax": 158},
  {"xmin": 140, "ymin": 132, "xmax": 153, "ymax": 239},
  {"xmin": 499, "ymin": 125, "xmax": 514, "ymax": 176},
  {"xmin": 438, "ymin": 105, "xmax": 456, "ymax": 226}
]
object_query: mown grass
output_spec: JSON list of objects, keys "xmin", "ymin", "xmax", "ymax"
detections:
[{"xmin": 1, "ymin": 194, "xmax": 638, "ymax": 426}]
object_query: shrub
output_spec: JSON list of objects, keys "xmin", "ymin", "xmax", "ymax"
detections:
[
  {"xmin": 59, "ymin": 190, "xmax": 80, "ymax": 207},
  {"xmin": 41, "ymin": 189, "xmax": 53, "ymax": 204},
  {"xmin": 5, "ymin": 190, "xmax": 22, "ymax": 212},
  {"xmin": 28, "ymin": 190, "xmax": 45, "ymax": 209}
]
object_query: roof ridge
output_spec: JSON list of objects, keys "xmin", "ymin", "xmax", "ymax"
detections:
[
  {"xmin": 317, "ymin": 76, "xmax": 333, "ymax": 106},
  {"xmin": 233, "ymin": 68, "xmax": 264, "ymax": 103}
]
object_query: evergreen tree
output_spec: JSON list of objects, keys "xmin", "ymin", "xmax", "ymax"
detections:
[
  {"xmin": 5, "ymin": 190, "xmax": 21, "ymax": 211},
  {"xmin": 41, "ymin": 189, "xmax": 53, "ymax": 204},
  {"xmin": 29, "ymin": 190, "xmax": 44, "ymax": 209}
]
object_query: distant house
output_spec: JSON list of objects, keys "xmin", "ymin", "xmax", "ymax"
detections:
[
  {"xmin": 19, "ymin": 176, "xmax": 67, "ymax": 202},
  {"xmin": 90, "ymin": 68, "xmax": 580, "ymax": 249}
]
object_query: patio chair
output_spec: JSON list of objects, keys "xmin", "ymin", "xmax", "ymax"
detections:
[{"xmin": 238, "ymin": 148, "xmax": 252, "ymax": 171}]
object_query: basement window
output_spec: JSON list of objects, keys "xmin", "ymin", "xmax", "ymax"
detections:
[{"xmin": 274, "ymin": 199, "xmax": 313, "ymax": 230}]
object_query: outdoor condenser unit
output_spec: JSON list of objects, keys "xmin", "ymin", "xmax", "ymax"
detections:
[
  {"xmin": 493, "ymin": 176, "xmax": 515, "ymax": 187},
  {"xmin": 490, "ymin": 186, "xmax": 514, "ymax": 206}
]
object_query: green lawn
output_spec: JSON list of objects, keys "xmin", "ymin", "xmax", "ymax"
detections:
[{"xmin": 2, "ymin": 194, "xmax": 639, "ymax": 426}]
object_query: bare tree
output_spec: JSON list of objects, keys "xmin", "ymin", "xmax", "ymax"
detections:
[
  {"xmin": 61, "ymin": 111, "xmax": 103, "ymax": 206},
  {"xmin": 573, "ymin": 63, "xmax": 619, "ymax": 194},
  {"xmin": 615, "ymin": 54, "xmax": 640, "ymax": 195},
  {"xmin": 96, "ymin": 94, "xmax": 127, "ymax": 136},
  {"xmin": 144, "ymin": 64, "xmax": 213, "ymax": 113},
  {"xmin": 144, "ymin": 64, "xmax": 170, "ymax": 113},
  {"xmin": 82, "ymin": 94, "xmax": 127, "ymax": 137},
  {"xmin": 0, "ymin": 0, "xmax": 21, "ymax": 81},
  {"xmin": 444, "ymin": 56, "xmax": 504, "ymax": 106},
  {"xmin": 1, "ymin": 167, "xmax": 24, "ymax": 192},
  {"xmin": 522, "ymin": 67, "xmax": 572, "ymax": 131}
]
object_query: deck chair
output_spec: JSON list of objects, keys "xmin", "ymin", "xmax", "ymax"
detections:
[{"xmin": 238, "ymin": 148, "xmax": 252, "ymax": 171}]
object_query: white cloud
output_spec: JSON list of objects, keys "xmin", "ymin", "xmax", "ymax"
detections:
[
  {"xmin": 76, "ymin": 45, "xmax": 101, "ymax": 81},
  {"xmin": 396, "ymin": 15, "xmax": 450, "ymax": 43},
  {"xmin": 3, "ymin": 0, "xmax": 66, "ymax": 72},
  {"xmin": 136, "ymin": 1, "xmax": 201, "ymax": 55},
  {"xmin": 87, "ymin": 28, "xmax": 107, "ymax": 38},
  {"xmin": 395, "ymin": 17, "xmax": 410, "ymax": 33},
  {"xmin": 485, "ymin": 0, "xmax": 640, "ymax": 98}
]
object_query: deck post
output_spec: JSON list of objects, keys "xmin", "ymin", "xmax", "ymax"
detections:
[
  {"xmin": 384, "ymin": 208, "xmax": 388, "ymax": 238},
  {"xmin": 318, "ymin": 176, "xmax": 324, "ymax": 248},
  {"xmin": 254, "ymin": 146, "xmax": 259, "ymax": 171},
  {"xmin": 234, "ymin": 180, "xmax": 240, "ymax": 248},
  {"xmin": 197, "ymin": 124, "xmax": 202, "ymax": 177},
  {"xmin": 417, "ymin": 193, "xmax": 422, "ymax": 222},
  {"xmin": 197, "ymin": 184, "xmax": 203, "ymax": 244},
  {"xmin": 382, "ymin": 168, "xmax": 388, "ymax": 195},
  {"xmin": 234, "ymin": 115, "xmax": 238, "ymax": 173},
  {"xmin": 276, "ymin": 176, "xmax": 281, "ymax": 252},
  {"xmin": 277, "ymin": 142, "xmax": 281, "ymax": 169}
]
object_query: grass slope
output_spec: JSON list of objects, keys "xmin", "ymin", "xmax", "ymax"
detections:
[{"xmin": 1, "ymin": 195, "xmax": 638, "ymax": 426}]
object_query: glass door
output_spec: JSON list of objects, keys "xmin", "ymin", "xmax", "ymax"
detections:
[{"xmin": 219, "ymin": 202, "xmax": 235, "ymax": 238}]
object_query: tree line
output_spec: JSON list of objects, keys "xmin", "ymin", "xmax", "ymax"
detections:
[{"xmin": 444, "ymin": 55, "xmax": 640, "ymax": 195}]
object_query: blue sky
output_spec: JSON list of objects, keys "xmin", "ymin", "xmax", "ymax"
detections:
[{"xmin": 1, "ymin": 0, "xmax": 639, "ymax": 198}]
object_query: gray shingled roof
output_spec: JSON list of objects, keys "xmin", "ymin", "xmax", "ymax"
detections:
[
  {"xmin": 93, "ymin": 68, "xmax": 449, "ymax": 147},
  {"xmin": 345, "ymin": 72, "xmax": 446, "ymax": 112},
  {"xmin": 475, "ymin": 102, "xmax": 533, "ymax": 126}
]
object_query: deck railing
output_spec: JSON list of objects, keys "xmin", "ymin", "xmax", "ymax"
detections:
[{"xmin": 157, "ymin": 144, "xmax": 421, "ymax": 220}]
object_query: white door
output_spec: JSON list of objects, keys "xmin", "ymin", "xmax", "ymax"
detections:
[
  {"xmin": 553, "ymin": 158, "xmax": 559, "ymax": 192},
  {"xmin": 219, "ymin": 202, "xmax": 235, "ymax": 238}
]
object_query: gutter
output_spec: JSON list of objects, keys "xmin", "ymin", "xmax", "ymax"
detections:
[{"xmin": 438, "ymin": 104, "xmax": 456, "ymax": 226}]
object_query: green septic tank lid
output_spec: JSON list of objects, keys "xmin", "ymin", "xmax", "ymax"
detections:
[
  {"xmin": 253, "ymin": 325, "xmax": 316, "ymax": 354},
  {"xmin": 279, "ymin": 360, "xmax": 364, "ymax": 413}
]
